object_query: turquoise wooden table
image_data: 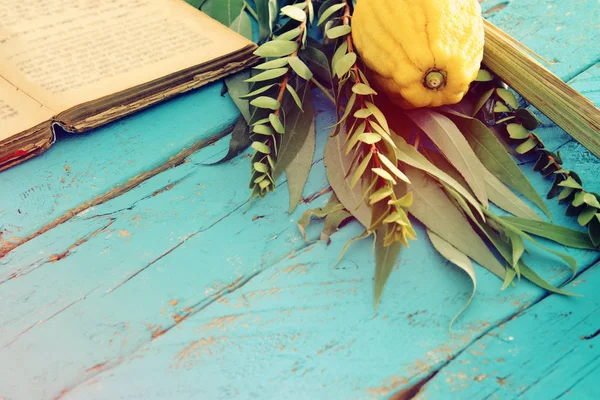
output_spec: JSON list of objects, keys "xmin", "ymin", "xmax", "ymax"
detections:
[{"xmin": 1, "ymin": 1, "xmax": 599, "ymax": 399}]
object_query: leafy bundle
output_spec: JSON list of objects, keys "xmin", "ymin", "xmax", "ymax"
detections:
[{"xmin": 190, "ymin": 0, "xmax": 599, "ymax": 325}]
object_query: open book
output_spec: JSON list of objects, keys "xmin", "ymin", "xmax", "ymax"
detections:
[{"xmin": 0, "ymin": 0, "xmax": 259, "ymax": 171}]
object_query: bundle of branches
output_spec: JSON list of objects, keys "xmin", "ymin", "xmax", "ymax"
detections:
[{"xmin": 190, "ymin": 0, "xmax": 600, "ymax": 327}]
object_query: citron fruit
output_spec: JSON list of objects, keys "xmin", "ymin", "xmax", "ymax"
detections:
[{"xmin": 352, "ymin": 0, "xmax": 485, "ymax": 109}]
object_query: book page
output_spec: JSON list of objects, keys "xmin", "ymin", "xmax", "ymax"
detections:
[
  {"xmin": 0, "ymin": 0, "xmax": 253, "ymax": 113},
  {"xmin": 0, "ymin": 77, "xmax": 53, "ymax": 142}
]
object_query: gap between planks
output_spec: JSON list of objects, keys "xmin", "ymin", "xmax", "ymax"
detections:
[
  {"xmin": 0, "ymin": 125, "xmax": 233, "ymax": 260},
  {"xmin": 388, "ymin": 257, "xmax": 600, "ymax": 400}
]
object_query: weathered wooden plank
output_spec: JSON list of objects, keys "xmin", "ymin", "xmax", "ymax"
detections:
[
  {"xmin": 0, "ymin": 2, "xmax": 598, "ymax": 399},
  {"xmin": 410, "ymin": 260, "xmax": 600, "ymax": 400},
  {"xmin": 0, "ymin": 82, "xmax": 238, "ymax": 248},
  {"xmin": 0, "ymin": 80, "xmax": 598, "ymax": 399}
]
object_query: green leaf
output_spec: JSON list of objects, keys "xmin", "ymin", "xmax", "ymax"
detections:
[
  {"xmin": 558, "ymin": 176, "xmax": 584, "ymax": 190},
  {"xmin": 204, "ymin": 116, "xmax": 251, "ymax": 165},
  {"xmin": 501, "ymin": 268, "xmax": 517, "ymax": 290},
  {"xmin": 253, "ymin": 124, "xmax": 275, "ymax": 135},
  {"xmin": 357, "ymin": 133, "xmax": 381, "ymax": 145},
  {"xmin": 240, "ymin": 84, "xmax": 276, "ymax": 99},
  {"xmin": 506, "ymin": 123, "xmax": 530, "ymax": 139},
  {"xmin": 407, "ymin": 110, "xmax": 488, "ymax": 206},
  {"xmin": 372, "ymin": 168, "xmax": 396, "ymax": 184},
  {"xmin": 331, "ymin": 41, "xmax": 348, "ymax": 73},
  {"xmin": 324, "ymin": 125, "xmax": 372, "ymax": 228},
  {"xmin": 472, "ymin": 88, "xmax": 494, "ymax": 117},
  {"xmin": 254, "ymin": 40, "xmax": 298, "ymax": 57},
  {"xmin": 572, "ymin": 190, "xmax": 586, "ymax": 207},
  {"xmin": 211, "ymin": 0, "xmax": 244, "ymax": 26},
  {"xmin": 428, "ymin": 230, "xmax": 477, "ymax": 334},
  {"xmin": 475, "ymin": 69, "xmax": 493, "ymax": 82},
  {"xmin": 273, "ymin": 85, "xmax": 314, "ymax": 178},
  {"xmin": 584, "ymin": 193, "xmax": 600, "ymax": 208},
  {"xmin": 280, "ymin": 5, "xmax": 306, "ymax": 21},
  {"xmin": 405, "ymin": 167, "xmax": 505, "ymax": 278},
  {"xmin": 334, "ymin": 52, "xmax": 357, "ymax": 78},
  {"xmin": 229, "ymin": 8, "xmax": 253, "ymax": 39},
  {"xmin": 254, "ymin": 162, "xmax": 269, "ymax": 173},
  {"xmin": 251, "ymin": 141, "xmax": 271, "ymax": 154},
  {"xmin": 578, "ymin": 206, "xmax": 597, "ymax": 226},
  {"xmin": 508, "ymin": 231, "xmax": 525, "ymax": 267},
  {"xmin": 350, "ymin": 151, "xmax": 373, "ymax": 188},
  {"xmin": 520, "ymin": 264, "xmax": 580, "ymax": 296},
  {"xmin": 589, "ymin": 215, "xmax": 600, "ymax": 247},
  {"xmin": 318, "ymin": 3, "xmax": 345, "ymax": 25},
  {"xmin": 354, "ymin": 109, "xmax": 372, "ymax": 118},
  {"xmin": 269, "ymin": 113, "xmax": 285, "ymax": 134},
  {"xmin": 286, "ymin": 119, "xmax": 316, "ymax": 213},
  {"xmin": 495, "ymin": 216, "xmax": 578, "ymax": 274},
  {"xmin": 494, "ymin": 102, "xmax": 510, "ymax": 113},
  {"xmin": 447, "ymin": 114, "xmax": 552, "ymax": 219},
  {"xmin": 245, "ymin": 67, "xmax": 288, "ymax": 83},
  {"xmin": 275, "ymin": 27, "xmax": 302, "ymax": 41},
  {"xmin": 377, "ymin": 152, "xmax": 411, "ymax": 184},
  {"xmin": 286, "ymin": 84, "xmax": 303, "ymax": 111},
  {"xmin": 225, "ymin": 71, "xmax": 251, "ymax": 122},
  {"xmin": 483, "ymin": 169, "xmax": 542, "ymax": 221},
  {"xmin": 369, "ymin": 186, "xmax": 394, "ymax": 205},
  {"xmin": 254, "ymin": 58, "xmax": 290, "ymax": 71},
  {"xmin": 365, "ymin": 102, "xmax": 390, "ymax": 134},
  {"xmin": 515, "ymin": 109, "xmax": 540, "ymax": 130},
  {"xmin": 496, "ymin": 88, "xmax": 519, "ymax": 109},
  {"xmin": 327, "ymin": 25, "xmax": 352, "ymax": 39},
  {"xmin": 392, "ymin": 135, "xmax": 485, "ymax": 220},
  {"xmin": 254, "ymin": 0, "xmax": 274, "ymax": 41},
  {"xmin": 302, "ymin": 46, "xmax": 333, "ymax": 89},
  {"xmin": 516, "ymin": 137, "xmax": 539, "ymax": 154},
  {"xmin": 374, "ymin": 228, "xmax": 403, "ymax": 308},
  {"xmin": 250, "ymin": 96, "xmax": 280, "ymax": 110},
  {"xmin": 288, "ymin": 56, "xmax": 313, "ymax": 80},
  {"xmin": 352, "ymin": 83, "xmax": 377, "ymax": 95}
]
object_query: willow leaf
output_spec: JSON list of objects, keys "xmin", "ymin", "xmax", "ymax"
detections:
[
  {"xmin": 494, "ymin": 216, "xmax": 578, "ymax": 274},
  {"xmin": 520, "ymin": 264, "xmax": 580, "ymax": 296},
  {"xmin": 483, "ymin": 169, "xmax": 543, "ymax": 221},
  {"xmin": 406, "ymin": 167, "xmax": 504, "ymax": 278},
  {"xmin": 321, "ymin": 207, "xmax": 353, "ymax": 243},
  {"xmin": 374, "ymin": 228, "xmax": 402, "ymax": 309},
  {"xmin": 500, "ymin": 216, "xmax": 596, "ymax": 250},
  {"xmin": 447, "ymin": 113, "xmax": 551, "ymax": 219},
  {"xmin": 286, "ymin": 119, "xmax": 316, "ymax": 213},
  {"xmin": 203, "ymin": 116, "xmax": 250, "ymax": 165},
  {"xmin": 273, "ymin": 86, "xmax": 313, "ymax": 178},
  {"xmin": 428, "ymin": 230, "xmax": 477, "ymax": 334},
  {"xmin": 408, "ymin": 110, "xmax": 488, "ymax": 206},
  {"xmin": 393, "ymin": 135, "xmax": 485, "ymax": 220},
  {"xmin": 324, "ymin": 125, "xmax": 371, "ymax": 228}
]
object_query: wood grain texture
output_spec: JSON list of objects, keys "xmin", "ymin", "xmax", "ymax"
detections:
[
  {"xmin": 0, "ymin": 1, "xmax": 599, "ymax": 399},
  {"xmin": 0, "ymin": 82, "xmax": 238, "ymax": 251},
  {"xmin": 411, "ymin": 261, "xmax": 600, "ymax": 399}
]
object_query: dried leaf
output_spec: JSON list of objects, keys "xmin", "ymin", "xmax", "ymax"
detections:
[{"xmin": 286, "ymin": 119, "xmax": 316, "ymax": 213}]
